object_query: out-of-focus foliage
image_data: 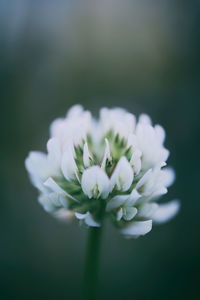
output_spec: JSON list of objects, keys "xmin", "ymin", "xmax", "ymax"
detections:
[{"xmin": 0, "ymin": 1, "xmax": 200, "ymax": 299}]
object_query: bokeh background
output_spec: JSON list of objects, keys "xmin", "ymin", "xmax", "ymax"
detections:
[{"xmin": 1, "ymin": 1, "xmax": 200, "ymax": 299}]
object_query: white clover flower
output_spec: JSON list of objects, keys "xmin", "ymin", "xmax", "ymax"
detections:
[{"xmin": 25, "ymin": 105, "xmax": 180, "ymax": 238}]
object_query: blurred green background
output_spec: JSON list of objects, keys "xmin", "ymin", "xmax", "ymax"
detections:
[{"xmin": 1, "ymin": 1, "xmax": 200, "ymax": 299}]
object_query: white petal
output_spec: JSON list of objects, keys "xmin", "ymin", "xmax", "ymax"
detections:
[
  {"xmin": 81, "ymin": 166, "xmax": 110, "ymax": 199},
  {"xmin": 137, "ymin": 203, "xmax": 159, "ymax": 219},
  {"xmin": 127, "ymin": 133, "xmax": 138, "ymax": 148},
  {"xmin": 100, "ymin": 107, "xmax": 136, "ymax": 138},
  {"xmin": 25, "ymin": 151, "xmax": 50, "ymax": 180},
  {"xmin": 154, "ymin": 125, "xmax": 166, "ymax": 144},
  {"xmin": 44, "ymin": 192, "xmax": 69, "ymax": 209},
  {"xmin": 152, "ymin": 200, "xmax": 180, "ymax": 224},
  {"xmin": 47, "ymin": 192, "xmax": 62, "ymax": 207},
  {"xmin": 85, "ymin": 213, "xmax": 100, "ymax": 227},
  {"xmin": 127, "ymin": 134, "xmax": 140, "ymax": 171},
  {"xmin": 44, "ymin": 177, "xmax": 78, "ymax": 202},
  {"xmin": 38, "ymin": 193, "xmax": 57, "ymax": 213},
  {"xmin": 57, "ymin": 194, "xmax": 69, "ymax": 208},
  {"xmin": 130, "ymin": 149, "xmax": 142, "ymax": 175},
  {"xmin": 47, "ymin": 137, "xmax": 62, "ymax": 174},
  {"xmin": 47, "ymin": 137, "xmax": 61, "ymax": 164},
  {"xmin": 116, "ymin": 208, "xmax": 123, "ymax": 221},
  {"xmin": 145, "ymin": 168, "xmax": 175, "ymax": 200},
  {"xmin": 136, "ymin": 123, "xmax": 169, "ymax": 169},
  {"xmin": 126, "ymin": 113, "xmax": 136, "ymax": 133},
  {"xmin": 127, "ymin": 189, "xmax": 141, "ymax": 206},
  {"xmin": 75, "ymin": 211, "xmax": 100, "ymax": 227},
  {"xmin": 25, "ymin": 151, "xmax": 51, "ymax": 192},
  {"xmin": 101, "ymin": 138, "xmax": 111, "ymax": 170},
  {"xmin": 44, "ymin": 177, "xmax": 66, "ymax": 194},
  {"xmin": 119, "ymin": 220, "xmax": 152, "ymax": 237},
  {"xmin": 106, "ymin": 195, "xmax": 129, "ymax": 212},
  {"xmin": 83, "ymin": 142, "xmax": 92, "ymax": 168},
  {"xmin": 110, "ymin": 157, "xmax": 134, "ymax": 192},
  {"xmin": 61, "ymin": 146, "xmax": 79, "ymax": 182},
  {"xmin": 30, "ymin": 177, "xmax": 47, "ymax": 193},
  {"xmin": 161, "ymin": 168, "xmax": 175, "ymax": 187},
  {"xmin": 74, "ymin": 212, "xmax": 87, "ymax": 220},
  {"xmin": 50, "ymin": 118, "xmax": 65, "ymax": 138},
  {"xmin": 151, "ymin": 187, "xmax": 168, "ymax": 198},
  {"xmin": 50, "ymin": 105, "xmax": 92, "ymax": 145},
  {"xmin": 123, "ymin": 207, "xmax": 137, "ymax": 221},
  {"xmin": 138, "ymin": 114, "xmax": 152, "ymax": 125},
  {"xmin": 135, "ymin": 169, "xmax": 152, "ymax": 190},
  {"xmin": 67, "ymin": 104, "xmax": 83, "ymax": 118}
]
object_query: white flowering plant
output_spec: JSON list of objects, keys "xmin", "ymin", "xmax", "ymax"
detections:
[{"xmin": 25, "ymin": 105, "xmax": 179, "ymax": 238}]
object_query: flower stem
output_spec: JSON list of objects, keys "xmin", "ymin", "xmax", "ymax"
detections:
[{"xmin": 83, "ymin": 226, "xmax": 103, "ymax": 300}]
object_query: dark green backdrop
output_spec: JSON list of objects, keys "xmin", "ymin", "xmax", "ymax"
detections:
[{"xmin": 1, "ymin": 1, "xmax": 200, "ymax": 299}]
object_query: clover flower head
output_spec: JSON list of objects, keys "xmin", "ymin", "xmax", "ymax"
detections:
[{"xmin": 25, "ymin": 105, "xmax": 180, "ymax": 238}]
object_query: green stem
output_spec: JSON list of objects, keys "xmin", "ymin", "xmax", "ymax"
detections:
[{"xmin": 83, "ymin": 226, "xmax": 103, "ymax": 300}]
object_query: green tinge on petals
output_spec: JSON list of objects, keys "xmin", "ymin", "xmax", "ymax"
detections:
[
  {"xmin": 106, "ymin": 195, "xmax": 129, "ymax": 212},
  {"xmin": 61, "ymin": 146, "xmax": 80, "ymax": 183},
  {"xmin": 83, "ymin": 142, "xmax": 93, "ymax": 168},
  {"xmin": 25, "ymin": 106, "xmax": 177, "ymax": 236},
  {"xmin": 101, "ymin": 138, "xmax": 112, "ymax": 170},
  {"xmin": 44, "ymin": 177, "xmax": 78, "ymax": 202},
  {"xmin": 81, "ymin": 166, "xmax": 110, "ymax": 199},
  {"xmin": 75, "ymin": 212, "xmax": 100, "ymax": 227},
  {"xmin": 110, "ymin": 156, "xmax": 134, "ymax": 192},
  {"xmin": 116, "ymin": 208, "xmax": 123, "ymax": 221},
  {"xmin": 123, "ymin": 207, "xmax": 137, "ymax": 221}
]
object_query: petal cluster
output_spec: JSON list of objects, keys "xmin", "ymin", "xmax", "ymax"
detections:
[{"xmin": 25, "ymin": 105, "xmax": 179, "ymax": 238}]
